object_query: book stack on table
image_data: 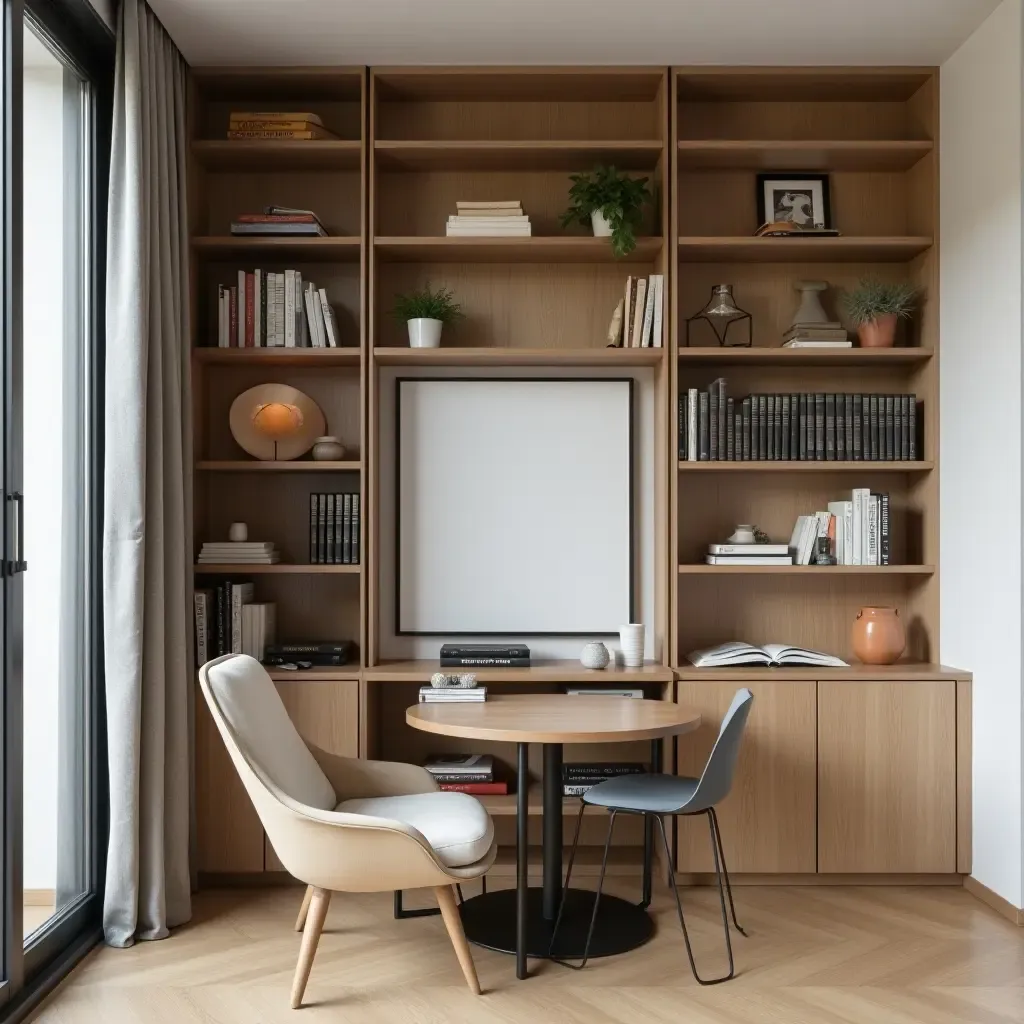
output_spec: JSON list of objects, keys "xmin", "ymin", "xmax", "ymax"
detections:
[
  {"xmin": 440, "ymin": 643, "xmax": 530, "ymax": 667},
  {"xmin": 562, "ymin": 762, "xmax": 647, "ymax": 798},
  {"xmin": 424, "ymin": 754, "xmax": 507, "ymax": 795},
  {"xmin": 418, "ymin": 684, "xmax": 488, "ymax": 704}
]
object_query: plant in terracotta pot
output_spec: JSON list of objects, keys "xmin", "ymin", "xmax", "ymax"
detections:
[
  {"xmin": 561, "ymin": 165, "xmax": 653, "ymax": 257},
  {"xmin": 392, "ymin": 285, "xmax": 463, "ymax": 348},
  {"xmin": 842, "ymin": 279, "xmax": 916, "ymax": 348}
]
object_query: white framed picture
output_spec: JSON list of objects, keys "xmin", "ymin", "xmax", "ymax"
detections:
[{"xmin": 757, "ymin": 174, "xmax": 832, "ymax": 230}]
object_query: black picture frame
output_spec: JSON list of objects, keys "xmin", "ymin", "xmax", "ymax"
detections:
[{"xmin": 756, "ymin": 173, "xmax": 832, "ymax": 230}]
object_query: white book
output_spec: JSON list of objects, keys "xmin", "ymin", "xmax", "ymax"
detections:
[
  {"xmin": 276, "ymin": 274, "xmax": 286, "ymax": 346},
  {"xmin": 318, "ymin": 288, "xmax": 338, "ymax": 347},
  {"xmin": 866, "ymin": 495, "xmax": 879, "ymax": 565},
  {"xmin": 639, "ymin": 275, "xmax": 656, "ymax": 347},
  {"xmin": 705, "ymin": 554, "xmax": 793, "ymax": 565},
  {"xmin": 230, "ymin": 582, "xmax": 255, "ymax": 655},
  {"xmin": 217, "ymin": 285, "xmax": 227, "ymax": 347},
  {"xmin": 687, "ymin": 387, "xmax": 698, "ymax": 461},
  {"xmin": 447, "ymin": 215, "xmax": 530, "ymax": 224},
  {"xmin": 782, "ymin": 339, "xmax": 853, "ymax": 349},
  {"xmin": 284, "ymin": 270, "xmax": 296, "ymax": 347},
  {"xmin": 197, "ymin": 555, "xmax": 280, "ymax": 564},
  {"xmin": 622, "ymin": 277, "xmax": 634, "ymax": 348},
  {"xmin": 708, "ymin": 543, "xmax": 791, "ymax": 556},
  {"xmin": 264, "ymin": 273, "xmax": 275, "ymax": 346},
  {"xmin": 236, "ymin": 270, "xmax": 246, "ymax": 346},
  {"xmin": 630, "ymin": 278, "xmax": 647, "ymax": 348},
  {"xmin": 788, "ymin": 516, "xmax": 810, "ymax": 563},
  {"xmin": 456, "ymin": 201, "xmax": 521, "ymax": 210},
  {"xmin": 798, "ymin": 516, "xmax": 818, "ymax": 565},
  {"xmin": 312, "ymin": 287, "xmax": 328, "ymax": 347},
  {"xmin": 566, "ymin": 687, "xmax": 645, "ymax": 698},
  {"xmin": 445, "ymin": 226, "xmax": 532, "ymax": 236},
  {"xmin": 295, "ymin": 271, "xmax": 307, "ymax": 347},
  {"xmin": 828, "ymin": 501, "xmax": 853, "ymax": 565},
  {"xmin": 688, "ymin": 641, "xmax": 848, "ymax": 669},
  {"xmin": 303, "ymin": 284, "xmax": 322, "ymax": 347},
  {"xmin": 201, "ymin": 543, "xmax": 276, "ymax": 552},
  {"xmin": 852, "ymin": 487, "xmax": 870, "ymax": 566},
  {"xmin": 194, "ymin": 590, "xmax": 210, "ymax": 666},
  {"xmin": 455, "ymin": 207, "xmax": 524, "ymax": 218},
  {"xmin": 254, "ymin": 269, "xmax": 262, "ymax": 346},
  {"xmin": 650, "ymin": 274, "xmax": 664, "ymax": 347}
]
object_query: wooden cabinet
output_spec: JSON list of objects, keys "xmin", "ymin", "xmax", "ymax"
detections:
[
  {"xmin": 817, "ymin": 680, "xmax": 956, "ymax": 873},
  {"xmin": 676, "ymin": 681, "xmax": 817, "ymax": 873}
]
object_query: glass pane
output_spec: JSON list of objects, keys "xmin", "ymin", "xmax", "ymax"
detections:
[{"xmin": 21, "ymin": 21, "xmax": 91, "ymax": 942}]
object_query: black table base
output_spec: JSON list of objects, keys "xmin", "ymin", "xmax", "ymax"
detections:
[{"xmin": 460, "ymin": 886, "xmax": 655, "ymax": 959}]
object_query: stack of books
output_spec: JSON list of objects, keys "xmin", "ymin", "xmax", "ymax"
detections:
[
  {"xmin": 419, "ymin": 684, "xmax": 487, "ymax": 704},
  {"xmin": 562, "ymin": 762, "xmax": 647, "ymax": 797},
  {"xmin": 263, "ymin": 641, "xmax": 353, "ymax": 668},
  {"xmin": 309, "ymin": 493, "xmax": 361, "ymax": 565},
  {"xmin": 197, "ymin": 541, "xmax": 280, "ymax": 565},
  {"xmin": 424, "ymin": 754, "xmax": 505, "ymax": 794},
  {"xmin": 215, "ymin": 268, "xmax": 341, "ymax": 348},
  {"xmin": 790, "ymin": 488, "xmax": 891, "ymax": 566},
  {"xmin": 446, "ymin": 201, "xmax": 532, "ymax": 237},
  {"xmin": 440, "ymin": 643, "xmax": 530, "ymax": 667},
  {"xmin": 705, "ymin": 542, "xmax": 793, "ymax": 567},
  {"xmin": 783, "ymin": 320, "xmax": 851, "ymax": 348},
  {"xmin": 608, "ymin": 275, "xmax": 665, "ymax": 348},
  {"xmin": 226, "ymin": 112, "xmax": 338, "ymax": 141},
  {"xmin": 230, "ymin": 206, "xmax": 327, "ymax": 237},
  {"xmin": 194, "ymin": 583, "xmax": 276, "ymax": 664}
]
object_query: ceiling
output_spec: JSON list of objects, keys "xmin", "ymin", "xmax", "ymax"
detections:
[{"xmin": 148, "ymin": 0, "xmax": 1000, "ymax": 68}]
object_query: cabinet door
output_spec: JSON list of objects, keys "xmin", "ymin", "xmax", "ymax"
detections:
[
  {"xmin": 265, "ymin": 680, "xmax": 360, "ymax": 872},
  {"xmin": 817, "ymin": 680, "xmax": 955, "ymax": 873},
  {"xmin": 676, "ymin": 681, "xmax": 817, "ymax": 873},
  {"xmin": 195, "ymin": 691, "xmax": 265, "ymax": 874}
]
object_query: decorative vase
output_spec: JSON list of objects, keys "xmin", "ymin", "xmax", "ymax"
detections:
[
  {"xmin": 727, "ymin": 524, "xmax": 756, "ymax": 544},
  {"xmin": 407, "ymin": 317, "xmax": 443, "ymax": 348},
  {"xmin": 311, "ymin": 436, "xmax": 346, "ymax": 461},
  {"xmin": 619, "ymin": 624, "xmax": 645, "ymax": 668},
  {"xmin": 857, "ymin": 313, "xmax": 898, "ymax": 348},
  {"xmin": 228, "ymin": 522, "xmax": 248, "ymax": 542},
  {"xmin": 591, "ymin": 210, "xmax": 613, "ymax": 237},
  {"xmin": 789, "ymin": 280, "xmax": 831, "ymax": 329},
  {"xmin": 580, "ymin": 642, "xmax": 610, "ymax": 670},
  {"xmin": 851, "ymin": 606, "xmax": 906, "ymax": 664}
]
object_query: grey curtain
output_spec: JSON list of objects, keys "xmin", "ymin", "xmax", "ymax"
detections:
[{"xmin": 103, "ymin": 0, "xmax": 192, "ymax": 946}]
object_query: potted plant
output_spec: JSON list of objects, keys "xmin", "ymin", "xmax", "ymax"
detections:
[
  {"xmin": 561, "ymin": 165, "xmax": 653, "ymax": 257},
  {"xmin": 392, "ymin": 285, "xmax": 463, "ymax": 348},
  {"xmin": 842, "ymin": 279, "xmax": 916, "ymax": 348}
]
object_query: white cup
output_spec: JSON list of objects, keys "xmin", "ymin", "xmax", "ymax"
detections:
[
  {"xmin": 228, "ymin": 521, "xmax": 248, "ymax": 542},
  {"xmin": 619, "ymin": 624, "xmax": 645, "ymax": 668}
]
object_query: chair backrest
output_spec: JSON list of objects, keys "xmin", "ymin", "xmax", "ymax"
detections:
[
  {"xmin": 200, "ymin": 653, "xmax": 337, "ymax": 812},
  {"xmin": 687, "ymin": 688, "xmax": 753, "ymax": 812}
]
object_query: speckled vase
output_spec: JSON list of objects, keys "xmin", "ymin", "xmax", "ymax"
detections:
[{"xmin": 580, "ymin": 642, "xmax": 610, "ymax": 670}]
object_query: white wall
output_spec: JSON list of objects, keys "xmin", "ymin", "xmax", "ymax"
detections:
[{"xmin": 940, "ymin": 0, "xmax": 1024, "ymax": 908}]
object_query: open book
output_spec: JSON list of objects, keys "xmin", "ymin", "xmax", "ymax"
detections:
[{"xmin": 687, "ymin": 642, "xmax": 848, "ymax": 669}]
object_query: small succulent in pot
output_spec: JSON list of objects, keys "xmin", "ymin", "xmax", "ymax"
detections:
[
  {"xmin": 561, "ymin": 165, "xmax": 653, "ymax": 258},
  {"xmin": 392, "ymin": 285, "xmax": 464, "ymax": 348},
  {"xmin": 842, "ymin": 279, "xmax": 916, "ymax": 348}
]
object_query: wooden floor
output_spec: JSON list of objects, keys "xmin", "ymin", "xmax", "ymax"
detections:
[{"xmin": 32, "ymin": 881, "xmax": 1024, "ymax": 1023}]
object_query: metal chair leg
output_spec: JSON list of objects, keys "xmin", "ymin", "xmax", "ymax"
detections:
[
  {"xmin": 655, "ymin": 813, "xmax": 735, "ymax": 985},
  {"xmin": 394, "ymin": 890, "xmax": 442, "ymax": 919},
  {"xmin": 709, "ymin": 807, "xmax": 746, "ymax": 937},
  {"xmin": 547, "ymin": 799, "xmax": 586, "ymax": 956}
]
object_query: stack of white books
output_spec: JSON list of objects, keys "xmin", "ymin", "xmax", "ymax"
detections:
[
  {"xmin": 197, "ymin": 541, "xmax": 281, "ymax": 565},
  {"xmin": 704, "ymin": 542, "xmax": 793, "ymax": 566},
  {"xmin": 446, "ymin": 201, "xmax": 531, "ymax": 237},
  {"xmin": 418, "ymin": 685, "xmax": 488, "ymax": 703},
  {"xmin": 241, "ymin": 603, "xmax": 276, "ymax": 660},
  {"xmin": 782, "ymin": 321, "xmax": 851, "ymax": 348}
]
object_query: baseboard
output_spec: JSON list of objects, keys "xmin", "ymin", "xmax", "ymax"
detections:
[
  {"xmin": 674, "ymin": 873, "xmax": 965, "ymax": 886},
  {"xmin": 23, "ymin": 888, "xmax": 56, "ymax": 906},
  {"xmin": 964, "ymin": 875, "xmax": 1024, "ymax": 925}
]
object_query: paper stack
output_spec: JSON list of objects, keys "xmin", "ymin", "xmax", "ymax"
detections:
[
  {"xmin": 446, "ymin": 201, "xmax": 531, "ymax": 237},
  {"xmin": 198, "ymin": 541, "xmax": 281, "ymax": 565},
  {"xmin": 782, "ymin": 320, "xmax": 851, "ymax": 348}
]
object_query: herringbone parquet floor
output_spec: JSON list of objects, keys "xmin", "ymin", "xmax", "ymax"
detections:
[{"xmin": 32, "ymin": 880, "xmax": 1024, "ymax": 1024}]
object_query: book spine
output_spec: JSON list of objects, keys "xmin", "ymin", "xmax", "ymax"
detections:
[
  {"xmin": 687, "ymin": 388, "xmax": 698, "ymax": 462},
  {"xmin": 253, "ymin": 270, "xmax": 262, "ymax": 347},
  {"xmin": 342, "ymin": 493, "xmax": 353, "ymax": 565},
  {"xmin": 284, "ymin": 270, "xmax": 296, "ymax": 347},
  {"xmin": 717, "ymin": 379, "xmax": 727, "ymax": 459},
  {"xmin": 726, "ymin": 397, "xmax": 735, "ymax": 460},
  {"xmin": 562, "ymin": 785, "xmax": 598, "ymax": 796},
  {"xmin": 221, "ymin": 581, "xmax": 231, "ymax": 657},
  {"xmin": 885, "ymin": 394, "xmax": 895, "ymax": 461},
  {"xmin": 781, "ymin": 395, "xmax": 790, "ymax": 460},
  {"xmin": 909, "ymin": 397, "xmax": 918, "ymax": 459},
  {"xmin": 757, "ymin": 394, "xmax": 768, "ymax": 461},
  {"xmin": 230, "ymin": 585, "xmax": 243, "ymax": 654},
  {"xmin": 228, "ymin": 287, "xmax": 238, "ymax": 346},
  {"xmin": 878, "ymin": 492, "xmax": 890, "ymax": 565},
  {"xmin": 351, "ymin": 493, "xmax": 360, "ymax": 564},
  {"xmin": 741, "ymin": 397, "xmax": 751, "ymax": 461},
  {"xmin": 427, "ymin": 773, "xmax": 494, "ymax": 783},
  {"xmin": 243, "ymin": 273, "xmax": 254, "ymax": 347},
  {"xmin": 310, "ymin": 493, "xmax": 318, "ymax": 564},
  {"xmin": 814, "ymin": 394, "xmax": 825, "ymax": 460},
  {"xmin": 194, "ymin": 592, "xmax": 208, "ymax": 667},
  {"xmin": 698, "ymin": 391, "xmax": 709, "ymax": 461},
  {"xmin": 845, "ymin": 393, "xmax": 854, "ymax": 460},
  {"xmin": 677, "ymin": 394, "xmax": 685, "ymax": 460},
  {"xmin": 324, "ymin": 494, "xmax": 335, "ymax": 564},
  {"xmin": 766, "ymin": 395, "xmax": 775, "ymax": 461},
  {"xmin": 439, "ymin": 657, "xmax": 532, "ymax": 667},
  {"xmin": 789, "ymin": 392, "xmax": 800, "ymax": 460},
  {"xmin": 437, "ymin": 783, "xmax": 508, "ymax": 795},
  {"xmin": 853, "ymin": 394, "xmax": 863, "ymax": 460},
  {"xmin": 709, "ymin": 385, "xmax": 719, "ymax": 460},
  {"xmin": 773, "ymin": 393, "xmax": 782, "ymax": 461},
  {"xmin": 825, "ymin": 393, "xmax": 836, "ymax": 461},
  {"xmin": 869, "ymin": 394, "xmax": 880, "ymax": 461},
  {"xmin": 866, "ymin": 495, "xmax": 879, "ymax": 565},
  {"xmin": 318, "ymin": 492, "xmax": 327, "ymax": 564},
  {"xmin": 836, "ymin": 394, "xmax": 845, "ymax": 460},
  {"xmin": 798, "ymin": 394, "xmax": 806, "ymax": 460},
  {"xmin": 894, "ymin": 395, "xmax": 903, "ymax": 461}
]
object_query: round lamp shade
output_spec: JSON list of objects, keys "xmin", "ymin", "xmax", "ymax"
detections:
[{"xmin": 229, "ymin": 383, "xmax": 326, "ymax": 461}]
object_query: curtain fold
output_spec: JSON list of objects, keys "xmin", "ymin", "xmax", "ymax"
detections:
[{"xmin": 103, "ymin": 0, "xmax": 192, "ymax": 947}]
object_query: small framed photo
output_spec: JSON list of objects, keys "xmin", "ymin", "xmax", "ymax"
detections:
[{"xmin": 756, "ymin": 173, "xmax": 832, "ymax": 231}]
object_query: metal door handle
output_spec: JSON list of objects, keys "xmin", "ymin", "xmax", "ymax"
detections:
[{"xmin": 7, "ymin": 492, "xmax": 26, "ymax": 575}]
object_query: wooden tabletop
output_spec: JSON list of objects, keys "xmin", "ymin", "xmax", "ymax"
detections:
[{"xmin": 406, "ymin": 694, "xmax": 701, "ymax": 744}]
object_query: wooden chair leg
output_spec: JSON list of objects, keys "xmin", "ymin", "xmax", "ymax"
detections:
[
  {"xmin": 434, "ymin": 884, "xmax": 481, "ymax": 995},
  {"xmin": 290, "ymin": 887, "xmax": 331, "ymax": 1009},
  {"xmin": 295, "ymin": 885, "xmax": 313, "ymax": 932}
]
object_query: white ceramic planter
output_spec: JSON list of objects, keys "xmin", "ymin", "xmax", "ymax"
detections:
[
  {"xmin": 407, "ymin": 317, "xmax": 443, "ymax": 348},
  {"xmin": 591, "ymin": 210, "xmax": 613, "ymax": 237},
  {"xmin": 619, "ymin": 623, "xmax": 645, "ymax": 668}
]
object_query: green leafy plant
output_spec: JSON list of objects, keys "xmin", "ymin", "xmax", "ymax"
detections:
[
  {"xmin": 561, "ymin": 165, "xmax": 653, "ymax": 257},
  {"xmin": 842, "ymin": 279, "xmax": 916, "ymax": 325},
  {"xmin": 392, "ymin": 285, "xmax": 464, "ymax": 324}
]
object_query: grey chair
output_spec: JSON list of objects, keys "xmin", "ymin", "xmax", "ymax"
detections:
[{"xmin": 551, "ymin": 687, "xmax": 754, "ymax": 984}]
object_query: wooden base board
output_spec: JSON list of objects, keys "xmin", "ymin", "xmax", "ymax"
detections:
[
  {"xmin": 675, "ymin": 873, "xmax": 964, "ymax": 886},
  {"xmin": 963, "ymin": 874, "xmax": 1024, "ymax": 925}
]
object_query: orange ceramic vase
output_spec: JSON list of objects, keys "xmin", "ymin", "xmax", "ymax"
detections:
[
  {"xmin": 851, "ymin": 606, "xmax": 906, "ymax": 664},
  {"xmin": 857, "ymin": 313, "xmax": 898, "ymax": 348}
]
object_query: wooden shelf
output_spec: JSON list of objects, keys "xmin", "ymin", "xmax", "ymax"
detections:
[
  {"xmin": 191, "ymin": 236, "xmax": 362, "ymax": 262},
  {"xmin": 675, "ymin": 664, "xmax": 970, "ymax": 682},
  {"xmin": 374, "ymin": 139, "xmax": 665, "ymax": 171},
  {"xmin": 374, "ymin": 236, "xmax": 662, "ymax": 264},
  {"xmin": 678, "ymin": 461, "xmax": 933, "ymax": 473},
  {"xmin": 677, "ymin": 236, "xmax": 933, "ymax": 263},
  {"xmin": 477, "ymin": 786, "xmax": 581, "ymax": 817},
  {"xmin": 365, "ymin": 660, "xmax": 673, "ymax": 683},
  {"xmin": 677, "ymin": 139, "xmax": 932, "ymax": 172},
  {"xmin": 677, "ymin": 347, "xmax": 932, "ymax": 367},
  {"xmin": 267, "ymin": 668, "xmax": 361, "ymax": 682},
  {"xmin": 678, "ymin": 564, "xmax": 935, "ymax": 576},
  {"xmin": 192, "ymin": 140, "xmax": 362, "ymax": 171},
  {"xmin": 373, "ymin": 346, "xmax": 665, "ymax": 367},
  {"xmin": 193, "ymin": 564, "xmax": 361, "ymax": 575},
  {"xmin": 197, "ymin": 461, "xmax": 362, "ymax": 472},
  {"xmin": 193, "ymin": 347, "xmax": 360, "ymax": 366}
]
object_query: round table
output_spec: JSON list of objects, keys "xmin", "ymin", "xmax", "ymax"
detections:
[{"xmin": 406, "ymin": 694, "xmax": 701, "ymax": 979}]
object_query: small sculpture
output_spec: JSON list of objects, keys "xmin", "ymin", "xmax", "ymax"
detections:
[
  {"xmin": 430, "ymin": 672, "xmax": 478, "ymax": 689},
  {"xmin": 580, "ymin": 642, "xmax": 610, "ymax": 670},
  {"xmin": 686, "ymin": 284, "xmax": 752, "ymax": 347}
]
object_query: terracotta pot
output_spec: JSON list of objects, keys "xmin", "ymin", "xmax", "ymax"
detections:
[
  {"xmin": 851, "ymin": 606, "xmax": 906, "ymax": 665},
  {"xmin": 857, "ymin": 313, "xmax": 898, "ymax": 348}
]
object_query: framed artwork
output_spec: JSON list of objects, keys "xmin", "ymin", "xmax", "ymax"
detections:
[{"xmin": 756, "ymin": 173, "xmax": 832, "ymax": 231}]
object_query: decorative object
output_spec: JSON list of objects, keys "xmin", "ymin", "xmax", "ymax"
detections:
[
  {"xmin": 229, "ymin": 383, "xmax": 326, "ymax": 461},
  {"xmin": 580, "ymin": 641, "xmax": 610, "ymax": 670},
  {"xmin": 756, "ymin": 173, "xmax": 832, "ymax": 231},
  {"xmin": 228, "ymin": 522, "xmax": 248, "ymax": 542},
  {"xmin": 429, "ymin": 671, "xmax": 478, "ymax": 688},
  {"xmin": 605, "ymin": 297, "xmax": 624, "ymax": 347},
  {"xmin": 851, "ymin": 606, "xmax": 906, "ymax": 665},
  {"xmin": 842, "ymin": 279, "xmax": 916, "ymax": 348},
  {"xmin": 814, "ymin": 536, "xmax": 836, "ymax": 566},
  {"xmin": 783, "ymin": 281, "xmax": 850, "ymax": 347},
  {"xmin": 619, "ymin": 623, "xmax": 645, "ymax": 668},
  {"xmin": 789, "ymin": 280, "xmax": 831, "ymax": 328},
  {"xmin": 686, "ymin": 284, "xmax": 752, "ymax": 347},
  {"xmin": 311, "ymin": 436, "xmax": 346, "ymax": 461},
  {"xmin": 392, "ymin": 285, "xmax": 463, "ymax": 348},
  {"xmin": 727, "ymin": 524, "xmax": 756, "ymax": 544},
  {"xmin": 754, "ymin": 527, "xmax": 771, "ymax": 544},
  {"xmin": 560, "ymin": 165, "xmax": 653, "ymax": 257}
]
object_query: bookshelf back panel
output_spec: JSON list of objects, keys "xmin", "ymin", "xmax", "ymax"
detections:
[
  {"xmin": 375, "ymin": 261, "xmax": 655, "ymax": 350},
  {"xmin": 199, "ymin": 99, "xmax": 363, "ymax": 142}
]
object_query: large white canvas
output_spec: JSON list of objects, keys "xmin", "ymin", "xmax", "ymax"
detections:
[{"xmin": 397, "ymin": 378, "xmax": 633, "ymax": 634}]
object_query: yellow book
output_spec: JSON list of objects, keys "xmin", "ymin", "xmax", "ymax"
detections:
[
  {"xmin": 226, "ymin": 128, "xmax": 337, "ymax": 141},
  {"xmin": 229, "ymin": 111, "xmax": 323, "ymax": 126}
]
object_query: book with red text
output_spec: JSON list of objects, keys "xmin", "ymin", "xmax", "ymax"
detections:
[{"xmin": 438, "ymin": 782, "xmax": 508, "ymax": 795}]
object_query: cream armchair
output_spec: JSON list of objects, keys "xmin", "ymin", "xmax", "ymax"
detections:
[{"xmin": 199, "ymin": 654, "xmax": 496, "ymax": 1007}]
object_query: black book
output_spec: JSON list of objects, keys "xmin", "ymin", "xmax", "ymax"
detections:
[
  {"xmin": 825, "ymin": 393, "xmax": 836, "ymax": 461},
  {"xmin": 351, "ymin": 493, "xmax": 361, "ymax": 565},
  {"xmin": 775, "ymin": 394, "xmax": 783, "ymax": 461},
  {"xmin": 310, "ymin": 493, "xmax": 319, "ymax": 564},
  {"xmin": 876, "ymin": 492, "xmax": 890, "ymax": 565},
  {"xmin": 562, "ymin": 763, "xmax": 646, "ymax": 778},
  {"xmin": 805, "ymin": 393, "xmax": 815, "ymax": 460},
  {"xmin": 766, "ymin": 395, "xmax": 775, "ymax": 460},
  {"xmin": 717, "ymin": 378, "xmax": 727, "ymax": 461},
  {"xmin": 781, "ymin": 395, "xmax": 790, "ymax": 460},
  {"xmin": 219, "ymin": 580, "xmax": 231, "ymax": 658},
  {"xmin": 726, "ymin": 397, "xmax": 735, "ymax": 460},
  {"xmin": 909, "ymin": 398, "xmax": 918, "ymax": 459},
  {"xmin": 677, "ymin": 394, "xmax": 686, "ymax": 460},
  {"xmin": 894, "ymin": 395, "xmax": 904, "ymax": 461},
  {"xmin": 267, "ymin": 641, "xmax": 353, "ymax": 656},
  {"xmin": 836, "ymin": 394, "xmax": 846, "ymax": 461},
  {"xmin": 869, "ymin": 394, "xmax": 880, "ymax": 461},
  {"xmin": 709, "ymin": 385, "xmax": 719, "ymax": 460},
  {"xmin": 814, "ymin": 394, "xmax": 825, "ymax": 460},
  {"xmin": 790, "ymin": 392, "xmax": 800, "ymax": 459},
  {"xmin": 441, "ymin": 644, "xmax": 530, "ymax": 658},
  {"xmin": 750, "ymin": 396, "xmax": 760, "ymax": 460},
  {"xmin": 758, "ymin": 394, "xmax": 768, "ymax": 461},
  {"xmin": 698, "ymin": 391, "xmax": 710, "ymax": 461},
  {"xmin": 741, "ymin": 397, "xmax": 751, "ymax": 460},
  {"xmin": 263, "ymin": 652, "xmax": 351, "ymax": 667},
  {"xmin": 342, "ymin": 493, "xmax": 352, "ymax": 565},
  {"xmin": 324, "ymin": 493, "xmax": 335, "ymax": 565},
  {"xmin": 845, "ymin": 394, "xmax": 854, "ymax": 461},
  {"xmin": 797, "ymin": 394, "xmax": 806, "ymax": 460},
  {"xmin": 887, "ymin": 395, "xmax": 896, "ymax": 461},
  {"xmin": 733, "ymin": 411, "xmax": 742, "ymax": 462},
  {"xmin": 852, "ymin": 395, "xmax": 863, "ymax": 460},
  {"xmin": 440, "ymin": 656, "xmax": 531, "ymax": 667}
]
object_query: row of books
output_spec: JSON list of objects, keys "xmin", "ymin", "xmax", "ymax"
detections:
[
  {"xmin": 424, "ymin": 754, "xmax": 505, "ymax": 794},
  {"xmin": 439, "ymin": 643, "xmax": 530, "ymax": 667},
  {"xmin": 225, "ymin": 111, "xmax": 338, "ymax": 141},
  {"xmin": 446, "ymin": 200, "xmax": 532, "ymax": 237},
  {"xmin": 679, "ymin": 383, "xmax": 919, "ymax": 462},
  {"xmin": 194, "ymin": 584, "xmax": 276, "ymax": 665},
  {"xmin": 792, "ymin": 489, "xmax": 892, "ymax": 566},
  {"xmin": 197, "ymin": 540, "xmax": 280, "ymax": 565},
  {"xmin": 563, "ymin": 763, "xmax": 646, "ymax": 797},
  {"xmin": 215, "ymin": 269, "xmax": 341, "ymax": 348},
  {"xmin": 608, "ymin": 274, "xmax": 664, "ymax": 348},
  {"xmin": 309, "ymin": 493, "xmax": 361, "ymax": 565}
]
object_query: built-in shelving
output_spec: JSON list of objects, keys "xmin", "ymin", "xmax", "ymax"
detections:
[
  {"xmin": 373, "ymin": 346, "xmax": 664, "ymax": 367},
  {"xmin": 196, "ymin": 461, "xmax": 362, "ymax": 472},
  {"xmin": 192, "ymin": 139, "xmax": 362, "ymax": 171},
  {"xmin": 193, "ymin": 347, "xmax": 361, "ymax": 366},
  {"xmin": 678, "ymin": 565, "xmax": 935, "ymax": 576},
  {"xmin": 676, "ymin": 139, "xmax": 932, "ymax": 172},
  {"xmin": 678, "ymin": 461, "xmax": 934, "ymax": 474},
  {"xmin": 676, "ymin": 347, "xmax": 932, "ymax": 366},
  {"xmin": 374, "ymin": 139, "xmax": 664, "ymax": 172},
  {"xmin": 365, "ymin": 660, "xmax": 674, "ymax": 683},
  {"xmin": 677, "ymin": 236, "xmax": 933, "ymax": 263},
  {"xmin": 191, "ymin": 236, "xmax": 362, "ymax": 261},
  {"xmin": 374, "ymin": 236, "xmax": 663, "ymax": 264}
]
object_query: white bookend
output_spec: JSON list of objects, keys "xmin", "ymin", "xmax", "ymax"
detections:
[
  {"xmin": 236, "ymin": 270, "xmax": 246, "ymax": 346},
  {"xmin": 687, "ymin": 387, "xmax": 698, "ymax": 462},
  {"xmin": 630, "ymin": 277, "xmax": 647, "ymax": 348},
  {"xmin": 650, "ymin": 274, "xmax": 664, "ymax": 347},
  {"xmin": 640, "ymin": 276, "xmax": 656, "ymax": 347},
  {"xmin": 622, "ymin": 276, "xmax": 633, "ymax": 348},
  {"xmin": 254, "ymin": 269, "xmax": 262, "ymax": 346},
  {"xmin": 318, "ymin": 288, "xmax": 338, "ymax": 347},
  {"xmin": 284, "ymin": 270, "xmax": 296, "ymax": 347}
]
